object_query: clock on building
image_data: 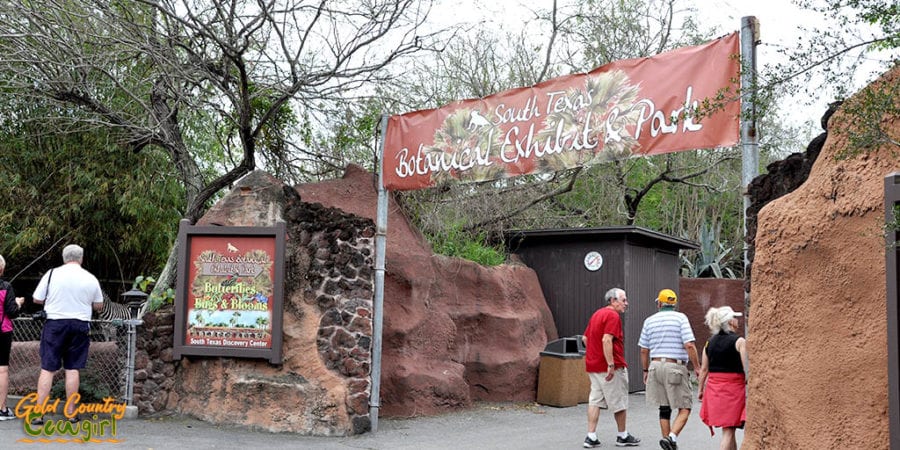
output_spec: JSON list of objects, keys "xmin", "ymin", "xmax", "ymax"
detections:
[{"xmin": 584, "ymin": 251, "xmax": 603, "ymax": 271}]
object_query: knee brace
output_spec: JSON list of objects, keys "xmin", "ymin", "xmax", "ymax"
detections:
[{"xmin": 659, "ymin": 405, "xmax": 672, "ymax": 420}]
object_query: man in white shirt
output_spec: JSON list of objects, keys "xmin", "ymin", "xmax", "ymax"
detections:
[
  {"xmin": 638, "ymin": 289, "xmax": 701, "ymax": 450},
  {"xmin": 30, "ymin": 244, "xmax": 103, "ymax": 425}
]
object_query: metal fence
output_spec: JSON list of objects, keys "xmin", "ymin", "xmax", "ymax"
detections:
[{"xmin": 8, "ymin": 317, "xmax": 133, "ymax": 404}]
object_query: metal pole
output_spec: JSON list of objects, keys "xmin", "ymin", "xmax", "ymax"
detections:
[
  {"xmin": 885, "ymin": 173, "xmax": 900, "ymax": 450},
  {"xmin": 369, "ymin": 114, "xmax": 389, "ymax": 432},
  {"xmin": 740, "ymin": 16, "xmax": 759, "ymax": 336},
  {"xmin": 124, "ymin": 318, "xmax": 142, "ymax": 405}
]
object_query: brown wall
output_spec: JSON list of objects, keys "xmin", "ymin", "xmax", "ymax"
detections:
[
  {"xmin": 678, "ymin": 278, "xmax": 745, "ymax": 358},
  {"xmin": 508, "ymin": 228, "xmax": 694, "ymax": 392},
  {"xmin": 742, "ymin": 67, "xmax": 898, "ymax": 449}
]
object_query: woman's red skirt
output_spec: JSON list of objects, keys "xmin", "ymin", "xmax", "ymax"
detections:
[{"xmin": 700, "ymin": 372, "xmax": 746, "ymax": 431}]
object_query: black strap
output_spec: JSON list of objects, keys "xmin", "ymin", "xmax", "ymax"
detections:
[
  {"xmin": 43, "ymin": 269, "xmax": 53, "ymax": 303},
  {"xmin": 0, "ymin": 281, "xmax": 7, "ymax": 323}
]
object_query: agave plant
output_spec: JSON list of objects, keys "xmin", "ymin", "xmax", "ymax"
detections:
[{"xmin": 681, "ymin": 221, "xmax": 736, "ymax": 278}]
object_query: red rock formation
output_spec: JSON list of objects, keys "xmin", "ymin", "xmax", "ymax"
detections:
[
  {"xmin": 745, "ymin": 66, "xmax": 899, "ymax": 449},
  {"xmin": 299, "ymin": 166, "xmax": 557, "ymax": 416},
  {"xmin": 169, "ymin": 170, "xmax": 377, "ymax": 434}
]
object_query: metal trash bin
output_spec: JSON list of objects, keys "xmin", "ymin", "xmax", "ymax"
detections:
[{"xmin": 536, "ymin": 336, "xmax": 591, "ymax": 407}]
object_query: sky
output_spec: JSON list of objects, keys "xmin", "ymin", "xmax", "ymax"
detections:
[
  {"xmin": 425, "ymin": 0, "xmax": 892, "ymax": 146},
  {"xmin": 692, "ymin": 0, "xmax": 889, "ymax": 98}
]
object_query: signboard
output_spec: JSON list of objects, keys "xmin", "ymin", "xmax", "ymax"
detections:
[
  {"xmin": 173, "ymin": 220, "xmax": 285, "ymax": 364},
  {"xmin": 383, "ymin": 32, "xmax": 741, "ymax": 191}
]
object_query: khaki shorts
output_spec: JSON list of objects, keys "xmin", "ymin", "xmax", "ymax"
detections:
[
  {"xmin": 588, "ymin": 368, "xmax": 629, "ymax": 413},
  {"xmin": 645, "ymin": 360, "xmax": 693, "ymax": 410}
]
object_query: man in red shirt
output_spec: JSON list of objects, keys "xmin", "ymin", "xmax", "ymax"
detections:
[{"xmin": 582, "ymin": 287, "xmax": 640, "ymax": 448}]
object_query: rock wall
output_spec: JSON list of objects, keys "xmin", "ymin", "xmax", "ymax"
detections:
[
  {"xmin": 298, "ymin": 165, "xmax": 557, "ymax": 417},
  {"xmin": 135, "ymin": 171, "xmax": 377, "ymax": 435},
  {"xmin": 133, "ymin": 308, "xmax": 177, "ymax": 414},
  {"xmin": 745, "ymin": 102, "xmax": 836, "ymax": 292},
  {"xmin": 135, "ymin": 166, "xmax": 556, "ymax": 429},
  {"xmin": 744, "ymin": 66, "xmax": 899, "ymax": 449}
]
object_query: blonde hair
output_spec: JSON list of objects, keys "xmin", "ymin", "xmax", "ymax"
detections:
[{"xmin": 705, "ymin": 307, "xmax": 733, "ymax": 334}]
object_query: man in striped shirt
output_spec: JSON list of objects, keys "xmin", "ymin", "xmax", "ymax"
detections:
[{"xmin": 638, "ymin": 289, "xmax": 700, "ymax": 450}]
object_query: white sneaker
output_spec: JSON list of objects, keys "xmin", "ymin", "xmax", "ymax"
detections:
[{"xmin": 0, "ymin": 408, "xmax": 15, "ymax": 421}]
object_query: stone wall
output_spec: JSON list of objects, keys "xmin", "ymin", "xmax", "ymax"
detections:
[
  {"xmin": 135, "ymin": 166, "xmax": 556, "ymax": 426},
  {"xmin": 288, "ymin": 201, "xmax": 375, "ymax": 431},
  {"xmin": 133, "ymin": 308, "xmax": 177, "ymax": 414},
  {"xmin": 133, "ymin": 171, "xmax": 376, "ymax": 435},
  {"xmin": 298, "ymin": 166, "xmax": 556, "ymax": 417}
]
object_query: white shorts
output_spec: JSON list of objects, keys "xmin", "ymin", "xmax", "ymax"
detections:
[{"xmin": 588, "ymin": 368, "xmax": 629, "ymax": 413}]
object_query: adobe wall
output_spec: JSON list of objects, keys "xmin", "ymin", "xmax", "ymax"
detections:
[{"xmin": 743, "ymin": 66, "xmax": 899, "ymax": 449}]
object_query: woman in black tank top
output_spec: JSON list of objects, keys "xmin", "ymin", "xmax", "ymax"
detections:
[{"xmin": 698, "ymin": 306, "xmax": 748, "ymax": 450}]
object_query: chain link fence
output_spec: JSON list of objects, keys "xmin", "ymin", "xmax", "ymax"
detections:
[{"xmin": 8, "ymin": 317, "xmax": 132, "ymax": 403}]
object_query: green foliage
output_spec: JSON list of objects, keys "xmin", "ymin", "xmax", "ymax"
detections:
[
  {"xmin": 834, "ymin": 80, "xmax": 900, "ymax": 159},
  {"xmin": 0, "ymin": 115, "xmax": 184, "ymax": 282},
  {"xmin": 806, "ymin": 0, "xmax": 900, "ymax": 50},
  {"xmin": 773, "ymin": 0, "xmax": 898, "ymax": 157},
  {"xmin": 305, "ymin": 99, "xmax": 383, "ymax": 180},
  {"xmin": 133, "ymin": 275, "xmax": 175, "ymax": 312},
  {"xmin": 243, "ymin": 83, "xmax": 300, "ymax": 182},
  {"xmin": 0, "ymin": 0, "xmax": 434, "ymax": 296},
  {"xmin": 132, "ymin": 275, "xmax": 155, "ymax": 293},
  {"xmin": 884, "ymin": 204, "xmax": 900, "ymax": 249},
  {"xmin": 430, "ymin": 225, "xmax": 506, "ymax": 266}
]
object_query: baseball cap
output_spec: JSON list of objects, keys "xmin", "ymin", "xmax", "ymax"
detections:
[
  {"xmin": 716, "ymin": 306, "xmax": 743, "ymax": 323},
  {"xmin": 656, "ymin": 289, "xmax": 677, "ymax": 305}
]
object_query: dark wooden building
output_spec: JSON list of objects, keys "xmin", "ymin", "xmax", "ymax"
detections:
[{"xmin": 506, "ymin": 226, "xmax": 697, "ymax": 392}]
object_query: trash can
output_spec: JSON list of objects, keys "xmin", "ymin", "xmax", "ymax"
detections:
[{"xmin": 536, "ymin": 336, "xmax": 592, "ymax": 407}]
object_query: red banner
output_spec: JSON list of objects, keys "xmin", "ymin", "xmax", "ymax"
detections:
[{"xmin": 383, "ymin": 33, "xmax": 740, "ymax": 191}]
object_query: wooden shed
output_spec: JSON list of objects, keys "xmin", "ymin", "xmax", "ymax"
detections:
[{"xmin": 505, "ymin": 226, "xmax": 698, "ymax": 392}]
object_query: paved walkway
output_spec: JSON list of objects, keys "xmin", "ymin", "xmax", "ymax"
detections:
[{"xmin": 0, "ymin": 392, "xmax": 743, "ymax": 449}]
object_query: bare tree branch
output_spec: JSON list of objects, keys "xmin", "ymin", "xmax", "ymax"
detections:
[
  {"xmin": 0, "ymin": 0, "xmax": 444, "ymax": 295},
  {"xmin": 462, "ymin": 167, "xmax": 583, "ymax": 232},
  {"xmin": 536, "ymin": 0, "xmax": 558, "ymax": 83}
]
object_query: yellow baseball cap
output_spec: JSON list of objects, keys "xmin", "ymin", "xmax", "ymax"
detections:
[{"xmin": 657, "ymin": 289, "xmax": 677, "ymax": 305}]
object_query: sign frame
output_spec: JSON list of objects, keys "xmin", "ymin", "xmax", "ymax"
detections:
[{"xmin": 172, "ymin": 220, "xmax": 286, "ymax": 364}]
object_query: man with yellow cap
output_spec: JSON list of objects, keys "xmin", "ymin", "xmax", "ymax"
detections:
[{"xmin": 638, "ymin": 289, "xmax": 701, "ymax": 450}]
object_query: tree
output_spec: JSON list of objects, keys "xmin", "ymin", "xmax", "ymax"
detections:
[
  {"xmin": 382, "ymin": 0, "xmax": 767, "ymax": 268},
  {"xmin": 0, "ymin": 0, "xmax": 444, "ymax": 303},
  {"xmin": 768, "ymin": 0, "xmax": 898, "ymax": 154},
  {"xmin": 0, "ymin": 100, "xmax": 183, "ymax": 287}
]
